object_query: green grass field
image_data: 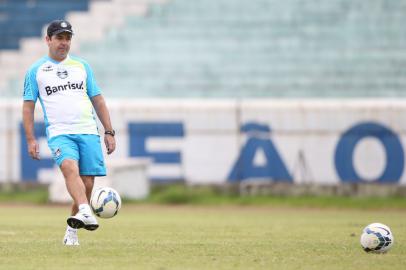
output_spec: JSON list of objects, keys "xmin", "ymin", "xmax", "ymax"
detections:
[{"xmin": 0, "ymin": 204, "xmax": 405, "ymax": 270}]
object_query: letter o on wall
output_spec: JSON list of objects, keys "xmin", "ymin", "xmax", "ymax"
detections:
[{"xmin": 335, "ymin": 122, "xmax": 404, "ymax": 183}]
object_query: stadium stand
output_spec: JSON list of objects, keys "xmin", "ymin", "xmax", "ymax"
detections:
[
  {"xmin": 0, "ymin": 0, "xmax": 155, "ymax": 96},
  {"xmin": 1, "ymin": 0, "xmax": 406, "ymax": 98},
  {"xmin": 0, "ymin": 0, "xmax": 89, "ymax": 50}
]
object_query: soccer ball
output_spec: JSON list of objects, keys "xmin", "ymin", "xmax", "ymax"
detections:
[
  {"xmin": 360, "ymin": 223, "xmax": 394, "ymax": 253},
  {"xmin": 90, "ymin": 187, "xmax": 121, "ymax": 218}
]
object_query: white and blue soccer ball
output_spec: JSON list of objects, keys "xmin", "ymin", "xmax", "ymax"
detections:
[
  {"xmin": 90, "ymin": 187, "xmax": 122, "ymax": 219},
  {"xmin": 360, "ymin": 223, "xmax": 394, "ymax": 253}
]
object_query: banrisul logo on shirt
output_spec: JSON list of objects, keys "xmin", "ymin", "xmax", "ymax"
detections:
[
  {"xmin": 56, "ymin": 67, "xmax": 68, "ymax": 79},
  {"xmin": 45, "ymin": 81, "xmax": 84, "ymax": 96}
]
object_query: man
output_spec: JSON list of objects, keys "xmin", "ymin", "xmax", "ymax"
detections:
[{"xmin": 22, "ymin": 20, "xmax": 116, "ymax": 246}]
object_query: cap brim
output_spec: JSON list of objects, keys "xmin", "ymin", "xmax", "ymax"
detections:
[{"xmin": 52, "ymin": 29, "xmax": 74, "ymax": 36}]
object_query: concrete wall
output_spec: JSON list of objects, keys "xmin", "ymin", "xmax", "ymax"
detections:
[{"xmin": 2, "ymin": 99, "xmax": 406, "ymax": 185}]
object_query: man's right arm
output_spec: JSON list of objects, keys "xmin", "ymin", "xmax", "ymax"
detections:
[{"xmin": 22, "ymin": 100, "xmax": 40, "ymax": 160}]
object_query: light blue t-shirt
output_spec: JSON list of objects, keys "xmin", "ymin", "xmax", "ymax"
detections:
[{"xmin": 24, "ymin": 55, "xmax": 101, "ymax": 139}]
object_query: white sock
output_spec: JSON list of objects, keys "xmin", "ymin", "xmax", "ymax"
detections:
[
  {"xmin": 78, "ymin": 204, "xmax": 92, "ymax": 214},
  {"xmin": 66, "ymin": 225, "xmax": 77, "ymax": 234}
]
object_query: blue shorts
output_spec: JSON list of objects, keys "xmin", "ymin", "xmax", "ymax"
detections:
[{"xmin": 48, "ymin": 134, "xmax": 106, "ymax": 176}]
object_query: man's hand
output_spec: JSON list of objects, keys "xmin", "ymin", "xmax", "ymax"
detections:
[
  {"xmin": 27, "ymin": 139, "xmax": 40, "ymax": 160},
  {"xmin": 104, "ymin": 134, "xmax": 116, "ymax": 155}
]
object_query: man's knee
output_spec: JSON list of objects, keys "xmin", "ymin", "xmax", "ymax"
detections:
[{"xmin": 60, "ymin": 159, "xmax": 79, "ymax": 178}]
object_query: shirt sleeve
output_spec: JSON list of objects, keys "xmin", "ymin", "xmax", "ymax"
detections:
[
  {"xmin": 84, "ymin": 62, "xmax": 101, "ymax": 98},
  {"xmin": 23, "ymin": 68, "xmax": 39, "ymax": 102}
]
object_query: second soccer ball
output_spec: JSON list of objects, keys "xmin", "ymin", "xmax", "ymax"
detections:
[{"xmin": 360, "ymin": 223, "xmax": 394, "ymax": 253}]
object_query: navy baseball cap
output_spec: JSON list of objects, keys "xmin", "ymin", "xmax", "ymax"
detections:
[{"xmin": 47, "ymin": 20, "xmax": 73, "ymax": 36}]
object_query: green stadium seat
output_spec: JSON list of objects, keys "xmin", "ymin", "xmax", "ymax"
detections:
[{"xmin": 3, "ymin": 0, "xmax": 406, "ymax": 98}]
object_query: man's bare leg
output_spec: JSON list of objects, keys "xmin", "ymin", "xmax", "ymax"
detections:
[
  {"xmin": 60, "ymin": 159, "xmax": 88, "ymax": 206},
  {"xmin": 63, "ymin": 170, "xmax": 96, "ymax": 245},
  {"xmin": 60, "ymin": 159, "xmax": 98, "ymax": 230},
  {"xmin": 69, "ymin": 175, "xmax": 95, "ymax": 216},
  {"xmin": 81, "ymin": 175, "xmax": 95, "ymax": 201}
]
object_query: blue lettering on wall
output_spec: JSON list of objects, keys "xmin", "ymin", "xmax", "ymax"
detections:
[
  {"xmin": 335, "ymin": 122, "xmax": 404, "ymax": 183},
  {"xmin": 227, "ymin": 122, "xmax": 293, "ymax": 182},
  {"xmin": 129, "ymin": 122, "xmax": 184, "ymax": 182},
  {"xmin": 20, "ymin": 122, "xmax": 53, "ymax": 181},
  {"xmin": 20, "ymin": 120, "xmax": 404, "ymax": 184}
]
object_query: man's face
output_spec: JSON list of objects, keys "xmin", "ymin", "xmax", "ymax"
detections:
[{"xmin": 46, "ymin": 32, "xmax": 72, "ymax": 61}]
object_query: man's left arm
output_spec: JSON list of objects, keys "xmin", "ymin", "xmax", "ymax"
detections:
[{"xmin": 91, "ymin": 94, "xmax": 116, "ymax": 155}]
